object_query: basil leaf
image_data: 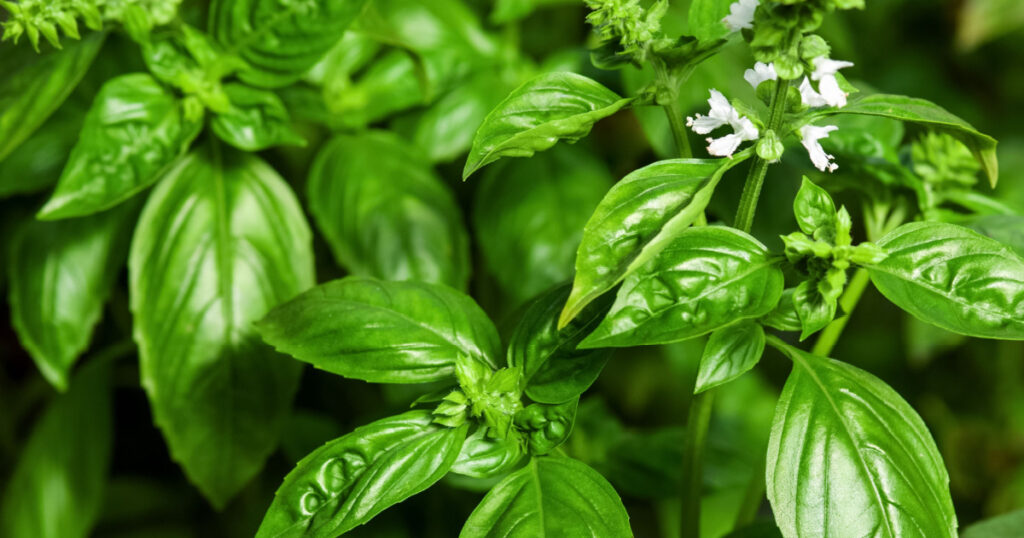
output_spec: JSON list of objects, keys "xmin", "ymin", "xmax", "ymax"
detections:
[
  {"xmin": 8, "ymin": 204, "xmax": 135, "ymax": 391},
  {"xmin": 130, "ymin": 144, "xmax": 315, "ymax": 507},
  {"xmin": 463, "ymin": 72, "xmax": 632, "ymax": 179},
  {"xmin": 38, "ymin": 73, "xmax": 203, "ymax": 220},
  {"xmin": 0, "ymin": 359, "xmax": 113, "ymax": 538},
  {"xmin": 257, "ymin": 411, "xmax": 468, "ymax": 538},
  {"xmin": 820, "ymin": 93, "xmax": 999, "ymax": 186},
  {"xmin": 968, "ymin": 214, "xmax": 1024, "ymax": 257},
  {"xmin": 209, "ymin": 0, "xmax": 368, "ymax": 88},
  {"xmin": 515, "ymin": 399, "xmax": 578, "ymax": 456},
  {"xmin": 474, "ymin": 145, "xmax": 613, "ymax": 304},
  {"xmin": 0, "ymin": 90, "xmax": 88, "ymax": 197},
  {"xmin": 689, "ymin": 0, "xmax": 734, "ymax": 43},
  {"xmin": 793, "ymin": 278, "xmax": 836, "ymax": 340},
  {"xmin": 962, "ymin": 508, "xmax": 1024, "ymax": 538},
  {"xmin": 211, "ymin": 84, "xmax": 306, "ymax": 151},
  {"xmin": 868, "ymin": 222, "xmax": 1024, "ymax": 339},
  {"xmin": 0, "ymin": 33, "xmax": 104, "ymax": 163},
  {"xmin": 258, "ymin": 277, "xmax": 501, "ymax": 383},
  {"xmin": 767, "ymin": 342, "xmax": 957, "ymax": 538},
  {"xmin": 581, "ymin": 226, "xmax": 784, "ymax": 348},
  {"xmin": 461, "ymin": 456, "xmax": 632, "ymax": 537},
  {"xmin": 508, "ymin": 284, "xmax": 612, "ymax": 404},
  {"xmin": 792, "ymin": 177, "xmax": 837, "ymax": 241},
  {"xmin": 451, "ymin": 425, "xmax": 525, "ymax": 479},
  {"xmin": 307, "ymin": 131, "xmax": 470, "ymax": 289},
  {"xmin": 560, "ymin": 153, "xmax": 752, "ymax": 327},
  {"xmin": 761, "ymin": 288, "xmax": 801, "ymax": 332},
  {"xmin": 694, "ymin": 321, "xmax": 765, "ymax": 394},
  {"xmin": 491, "ymin": 0, "xmax": 577, "ymax": 24}
]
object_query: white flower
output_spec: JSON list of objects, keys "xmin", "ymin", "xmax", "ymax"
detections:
[
  {"xmin": 686, "ymin": 89, "xmax": 759, "ymax": 158},
  {"xmin": 744, "ymin": 62, "xmax": 777, "ymax": 89},
  {"xmin": 799, "ymin": 57, "xmax": 855, "ymax": 108},
  {"xmin": 723, "ymin": 0, "xmax": 758, "ymax": 32},
  {"xmin": 800, "ymin": 124, "xmax": 839, "ymax": 172}
]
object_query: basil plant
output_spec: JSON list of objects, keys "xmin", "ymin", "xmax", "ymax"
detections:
[{"xmin": 1, "ymin": 0, "xmax": 1023, "ymax": 536}]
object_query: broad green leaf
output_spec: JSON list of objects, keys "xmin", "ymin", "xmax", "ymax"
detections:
[
  {"xmin": 694, "ymin": 321, "xmax": 765, "ymax": 394},
  {"xmin": 451, "ymin": 426, "xmax": 525, "ymax": 479},
  {"xmin": 689, "ymin": 0, "xmax": 734, "ymax": 43},
  {"xmin": 968, "ymin": 214, "xmax": 1024, "ymax": 257},
  {"xmin": 560, "ymin": 153, "xmax": 752, "ymax": 328},
  {"xmin": 211, "ymin": 84, "xmax": 305, "ymax": 151},
  {"xmin": 38, "ymin": 73, "xmax": 203, "ymax": 220},
  {"xmin": 961, "ymin": 508, "xmax": 1024, "ymax": 538},
  {"xmin": 0, "ymin": 359, "xmax": 113, "ymax": 538},
  {"xmin": 325, "ymin": 49, "xmax": 426, "ymax": 127},
  {"xmin": 793, "ymin": 177, "xmax": 837, "ymax": 241},
  {"xmin": 581, "ymin": 226, "xmax": 784, "ymax": 348},
  {"xmin": 819, "ymin": 93, "xmax": 999, "ymax": 186},
  {"xmin": 868, "ymin": 222, "xmax": 1024, "ymax": 340},
  {"xmin": 792, "ymin": 278, "xmax": 836, "ymax": 341},
  {"xmin": 0, "ymin": 33, "xmax": 104, "ymax": 163},
  {"xmin": 130, "ymin": 144, "xmax": 315, "ymax": 508},
  {"xmin": 507, "ymin": 284, "xmax": 612, "ymax": 404},
  {"xmin": 474, "ymin": 145, "xmax": 613, "ymax": 304},
  {"xmin": 209, "ymin": 0, "xmax": 368, "ymax": 88},
  {"xmin": 257, "ymin": 411, "xmax": 468, "ymax": 538},
  {"xmin": 8, "ymin": 204, "xmax": 136, "ymax": 391},
  {"xmin": 766, "ymin": 342, "xmax": 956, "ymax": 538},
  {"xmin": 357, "ymin": 0, "xmax": 497, "ymax": 65},
  {"xmin": 0, "ymin": 90, "xmax": 88, "ymax": 197},
  {"xmin": 460, "ymin": 456, "xmax": 632, "ymax": 537},
  {"xmin": 462, "ymin": 72, "xmax": 632, "ymax": 179},
  {"xmin": 307, "ymin": 131, "xmax": 469, "ymax": 289},
  {"xmin": 258, "ymin": 277, "xmax": 501, "ymax": 383}
]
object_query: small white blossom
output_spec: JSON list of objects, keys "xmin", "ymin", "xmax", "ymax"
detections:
[
  {"xmin": 800, "ymin": 124, "xmax": 840, "ymax": 172},
  {"xmin": 798, "ymin": 77, "xmax": 828, "ymax": 108},
  {"xmin": 687, "ymin": 89, "xmax": 759, "ymax": 158},
  {"xmin": 723, "ymin": 0, "xmax": 758, "ymax": 32},
  {"xmin": 799, "ymin": 56, "xmax": 855, "ymax": 108},
  {"xmin": 744, "ymin": 62, "xmax": 777, "ymax": 89}
]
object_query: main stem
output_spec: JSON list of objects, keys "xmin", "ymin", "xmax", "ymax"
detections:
[
  {"xmin": 734, "ymin": 80, "xmax": 789, "ymax": 232},
  {"xmin": 653, "ymin": 58, "xmax": 693, "ymax": 159},
  {"xmin": 811, "ymin": 267, "xmax": 871, "ymax": 357},
  {"xmin": 680, "ymin": 389, "xmax": 713, "ymax": 538}
]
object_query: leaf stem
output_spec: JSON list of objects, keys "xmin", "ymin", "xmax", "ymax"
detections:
[
  {"xmin": 733, "ymin": 451, "xmax": 767, "ymax": 528},
  {"xmin": 734, "ymin": 80, "xmax": 789, "ymax": 233},
  {"xmin": 811, "ymin": 267, "xmax": 871, "ymax": 357},
  {"xmin": 652, "ymin": 57, "xmax": 693, "ymax": 158},
  {"xmin": 680, "ymin": 388, "xmax": 714, "ymax": 538}
]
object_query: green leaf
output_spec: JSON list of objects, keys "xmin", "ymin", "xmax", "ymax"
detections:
[
  {"xmin": 0, "ymin": 359, "xmax": 113, "ymax": 538},
  {"xmin": 867, "ymin": 222, "xmax": 1024, "ymax": 339},
  {"xmin": 451, "ymin": 426, "xmax": 525, "ymax": 479},
  {"xmin": 793, "ymin": 278, "xmax": 837, "ymax": 341},
  {"xmin": 257, "ymin": 411, "xmax": 468, "ymax": 538},
  {"xmin": 307, "ymin": 131, "xmax": 470, "ymax": 289},
  {"xmin": 819, "ymin": 93, "xmax": 999, "ymax": 187},
  {"xmin": 560, "ymin": 153, "xmax": 752, "ymax": 328},
  {"xmin": 258, "ymin": 277, "xmax": 501, "ymax": 383},
  {"xmin": 491, "ymin": 0, "xmax": 577, "ymax": 24},
  {"xmin": 460, "ymin": 456, "xmax": 632, "ymax": 537},
  {"xmin": 968, "ymin": 214, "xmax": 1024, "ymax": 257},
  {"xmin": 130, "ymin": 144, "xmax": 315, "ymax": 508},
  {"xmin": 688, "ymin": 0, "xmax": 733, "ymax": 43},
  {"xmin": 0, "ymin": 89, "xmax": 89, "ymax": 197},
  {"xmin": 474, "ymin": 145, "xmax": 613, "ymax": 304},
  {"xmin": 211, "ymin": 84, "xmax": 306, "ymax": 151},
  {"xmin": 766, "ymin": 341, "xmax": 957, "ymax": 538},
  {"xmin": 209, "ymin": 0, "xmax": 368, "ymax": 88},
  {"xmin": 507, "ymin": 284, "xmax": 612, "ymax": 404},
  {"xmin": 515, "ymin": 399, "xmax": 578, "ymax": 456},
  {"xmin": 38, "ymin": 73, "xmax": 203, "ymax": 220},
  {"xmin": 694, "ymin": 321, "xmax": 765, "ymax": 394},
  {"xmin": 8, "ymin": 204, "xmax": 136, "ymax": 391},
  {"xmin": 0, "ymin": 33, "xmax": 104, "ymax": 163},
  {"xmin": 761, "ymin": 288, "xmax": 801, "ymax": 332},
  {"xmin": 462, "ymin": 72, "xmax": 632, "ymax": 179},
  {"xmin": 793, "ymin": 177, "xmax": 837, "ymax": 241},
  {"xmin": 962, "ymin": 508, "xmax": 1024, "ymax": 538},
  {"xmin": 581, "ymin": 226, "xmax": 784, "ymax": 348}
]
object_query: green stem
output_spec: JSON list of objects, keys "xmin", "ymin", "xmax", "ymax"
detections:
[
  {"xmin": 810, "ymin": 267, "xmax": 871, "ymax": 357},
  {"xmin": 733, "ymin": 451, "xmax": 767, "ymax": 529},
  {"xmin": 680, "ymin": 389, "xmax": 714, "ymax": 538},
  {"xmin": 734, "ymin": 80, "xmax": 789, "ymax": 233},
  {"xmin": 652, "ymin": 58, "xmax": 693, "ymax": 158}
]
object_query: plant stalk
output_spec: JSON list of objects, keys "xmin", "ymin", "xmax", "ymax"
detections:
[
  {"xmin": 652, "ymin": 57, "xmax": 693, "ymax": 159},
  {"xmin": 734, "ymin": 80, "xmax": 789, "ymax": 233},
  {"xmin": 811, "ymin": 267, "xmax": 871, "ymax": 357},
  {"xmin": 680, "ymin": 389, "xmax": 714, "ymax": 538},
  {"xmin": 733, "ymin": 451, "xmax": 768, "ymax": 528}
]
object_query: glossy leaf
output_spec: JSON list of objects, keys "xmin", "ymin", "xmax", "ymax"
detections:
[
  {"xmin": 0, "ymin": 91, "xmax": 88, "ymax": 197},
  {"xmin": 793, "ymin": 177, "xmax": 837, "ymax": 241},
  {"xmin": 560, "ymin": 153, "xmax": 752, "ymax": 328},
  {"xmin": 257, "ymin": 411, "xmax": 468, "ymax": 538},
  {"xmin": 0, "ymin": 33, "xmax": 104, "ymax": 163},
  {"xmin": 689, "ymin": 0, "xmax": 734, "ymax": 43},
  {"xmin": 258, "ymin": 277, "xmax": 501, "ymax": 383},
  {"xmin": 767, "ymin": 341, "xmax": 957, "ymax": 538},
  {"xmin": 8, "ymin": 204, "xmax": 135, "ymax": 391},
  {"xmin": 460, "ymin": 456, "xmax": 632, "ymax": 537},
  {"xmin": 508, "ymin": 284, "xmax": 613, "ymax": 404},
  {"xmin": 581, "ymin": 226, "xmax": 784, "ymax": 348},
  {"xmin": 761, "ymin": 288, "xmax": 801, "ymax": 332},
  {"xmin": 820, "ymin": 93, "xmax": 999, "ymax": 186},
  {"xmin": 0, "ymin": 359, "xmax": 113, "ymax": 538},
  {"xmin": 868, "ymin": 222, "xmax": 1024, "ymax": 339},
  {"xmin": 474, "ymin": 145, "xmax": 613, "ymax": 304},
  {"xmin": 451, "ymin": 426, "xmax": 525, "ymax": 479},
  {"xmin": 793, "ymin": 278, "xmax": 837, "ymax": 341},
  {"xmin": 130, "ymin": 144, "xmax": 315, "ymax": 507},
  {"xmin": 694, "ymin": 321, "xmax": 765, "ymax": 394},
  {"xmin": 462, "ymin": 72, "xmax": 632, "ymax": 179},
  {"xmin": 307, "ymin": 131, "xmax": 470, "ymax": 289},
  {"xmin": 211, "ymin": 84, "xmax": 305, "ymax": 151},
  {"xmin": 209, "ymin": 0, "xmax": 368, "ymax": 88},
  {"xmin": 515, "ymin": 399, "xmax": 578, "ymax": 456},
  {"xmin": 39, "ymin": 73, "xmax": 203, "ymax": 220}
]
